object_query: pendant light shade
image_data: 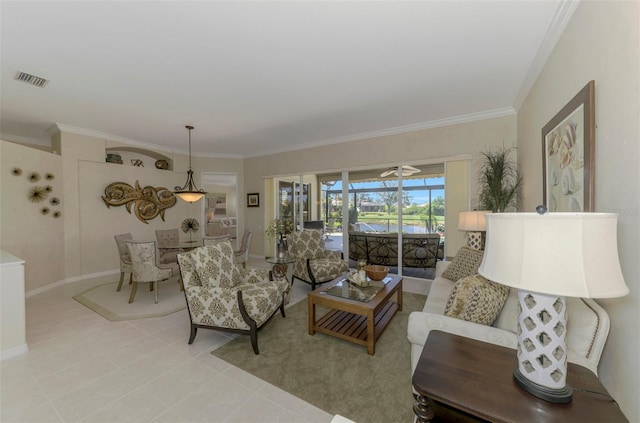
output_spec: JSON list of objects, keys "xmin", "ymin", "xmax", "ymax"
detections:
[{"xmin": 174, "ymin": 125, "xmax": 207, "ymax": 202}]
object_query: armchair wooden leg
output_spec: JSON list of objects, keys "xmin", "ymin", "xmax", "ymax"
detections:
[
  {"xmin": 154, "ymin": 281, "xmax": 158, "ymax": 304},
  {"xmin": 117, "ymin": 272, "xmax": 125, "ymax": 291},
  {"xmin": 188, "ymin": 326, "xmax": 197, "ymax": 344},
  {"xmin": 250, "ymin": 328, "xmax": 259, "ymax": 355},
  {"xmin": 128, "ymin": 282, "xmax": 138, "ymax": 303},
  {"xmin": 237, "ymin": 290, "xmax": 260, "ymax": 354},
  {"xmin": 129, "ymin": 273, "xmax": 133, "ymax": 285},
  {"xmin": 279, "ymin": 301, "xmax": 286, "ymax": 317}
]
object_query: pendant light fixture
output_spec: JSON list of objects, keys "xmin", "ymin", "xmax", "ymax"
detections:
[{"xmin": 174, "ymin": 125, "xmax": 207, "ymax": 202}]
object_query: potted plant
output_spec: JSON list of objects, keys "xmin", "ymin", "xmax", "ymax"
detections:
[
  {"xmin": 265, "ymin": 217, "xmax": 294, "ymax": 258},
  {"xmin": 478, "ymin": 147, "xmax": 523, "ymax": 212}
]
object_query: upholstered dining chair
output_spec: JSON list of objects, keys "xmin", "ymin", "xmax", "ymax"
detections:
[
  {"xmin": 155, "ymin": 229, "xmax": 184, "ymax": 264},
  {"xmin": 177, "ymin": 240, "xmax": 288, "ymax": 354},
  {"xmin": 126, "ymin": 240, "xmax": 174, "ymax": 304},
  {"xmin": 203, "ymin": 234, "xmax": 230, "ymax": 246},
  {"xmin": 114, "ymin": 233, "xmax": 133, "ymax": 291},
  {"xmin": 289, "ymin": 229, "xmax": 349, "ymax": 290},
  {"xmin": 233, "ymin": 230, "xmax": 252, "ymax": 269}
]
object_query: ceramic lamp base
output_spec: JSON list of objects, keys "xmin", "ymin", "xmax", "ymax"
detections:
[
  {"xmin": 513, "ymin": 367, "xmax": 573, "ymax": 403},
  {"xmin": 466, "ymin": 231, "xmax": 483, "ymax": 250},
  {"xmin": 515, "ymin": 291, "xmax": 572, "ymax": 403}
]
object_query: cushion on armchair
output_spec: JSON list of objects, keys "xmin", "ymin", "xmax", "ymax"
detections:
[
  {"xmin": 308, "ymin": 258, "xmax": 349, "ymax": 282},
  {"xmin": 441, "ymin": 246, "xmax": 484, "ymax": 281},
  {"xmin": 190, "ymin": 242, "xmax": 240, "ymax": 289},
  {"xmin": 293, "ymin": 229, "xmax": 326, "ymax": 259},
  {"xmin": 444, "ymin": 274, "xmax": 510, "ymax": 326}
]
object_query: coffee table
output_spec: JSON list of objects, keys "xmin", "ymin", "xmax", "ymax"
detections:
[{"xmin": 307, "ymin": 273, "xmax": 402, "ymax": 355}]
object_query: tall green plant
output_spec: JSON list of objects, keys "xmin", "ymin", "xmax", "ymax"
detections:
[{"xmin": 478, "ymin": 147, "xmax": 523, "ymax": 212}]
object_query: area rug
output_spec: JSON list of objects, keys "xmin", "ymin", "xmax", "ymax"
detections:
[
  {"xmin": 73, "ymin": 280, "xmax": 186, "ymax": 321},
  {"xmin": 212, "ymin": 292, "xmax": 426, "ymax": 423}
]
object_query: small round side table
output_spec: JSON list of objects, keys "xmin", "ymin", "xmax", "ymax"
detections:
[{"xmin": 266, "ymin": 255, "xmax": 296, "ymax": 304}]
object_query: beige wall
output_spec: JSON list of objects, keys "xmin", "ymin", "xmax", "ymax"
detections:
[
  {"xmin": 244, "ymin": 115, "xmax": 516, "ymax": 257},
  {"xmin": 0, "ymin": 132, "xmax": 243, "ymax": 292},
  {"xmin": 517, "ymin": 2, "xmax": 639, "ymax": 418},
  {"xmin": 0, "ymin": 141, "xmax": 65, "ymax": 292}
]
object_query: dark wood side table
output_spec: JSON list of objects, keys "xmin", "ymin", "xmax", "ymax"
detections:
[
  {"xmin": 412, "ymin": 330, "xmax": 628, "ymax": 423},
  {"xmin": 266, "ymin": 256, "xmax": 296, "ymax": 304}
]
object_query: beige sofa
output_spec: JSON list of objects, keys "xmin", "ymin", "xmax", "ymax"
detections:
[
  {"xmin": 407, "ymin": 260, "xmax": 611, "ymax": 376},
  {"xmin": 206, "ymin": 218, "xmax": 237, "ymax": 239}
]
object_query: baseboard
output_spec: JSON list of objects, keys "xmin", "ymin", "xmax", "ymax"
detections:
[
  {"xmin": 26, "ymin": 269, "xmax": 121, "ymax": 298},
  {"xmin": 0, "ymin": 343, "xmax": 28, "ymax": 361}
]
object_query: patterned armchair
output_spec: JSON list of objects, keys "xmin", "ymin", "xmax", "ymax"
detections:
[
  {"xmin": 177, "ymin": 240, "xmax": 288, "ymax": 354},
  {"xmin": 289, "ymin": 229, "xmax": 349, "ymax": 290}
]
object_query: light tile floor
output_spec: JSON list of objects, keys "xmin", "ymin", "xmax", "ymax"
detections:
[{"xmin": 1, "ymin": 258, "xmax": 429, "ymax": 423}]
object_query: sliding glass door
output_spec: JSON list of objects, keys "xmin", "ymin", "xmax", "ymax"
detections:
[{"xmin": 318, "ymin": 163, "xmax": 445, "ymax": 279}]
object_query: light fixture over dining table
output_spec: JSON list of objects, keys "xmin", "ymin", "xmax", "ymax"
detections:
[{"xmin": 174, "ymin": 125, "xmax": 207, "ymax": 203}]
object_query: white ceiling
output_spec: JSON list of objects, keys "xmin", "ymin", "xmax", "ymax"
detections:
[{"xmin": 0, "ymin": 1, "xmax": 575, "ymax": 158}]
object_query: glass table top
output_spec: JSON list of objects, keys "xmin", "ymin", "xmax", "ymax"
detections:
[
  {"xmin": 266, "ymin": 256, "xmax": 296, "ymax": 264},
  {"xmin": 322, "ymin": 276, "xmax": 393, "ymax": 303},
  {"xmin": 158, "ymin": 240, "xmax": 202, "ymax": 249}
]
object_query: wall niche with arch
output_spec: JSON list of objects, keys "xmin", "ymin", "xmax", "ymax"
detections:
[{"xmin": 105, "ymin": 146, "xmax": 173, "ymax": 170}]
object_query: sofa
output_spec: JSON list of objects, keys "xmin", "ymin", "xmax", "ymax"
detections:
[
  {"xmin": 407, "ymin": 258, "xmax": 611, "ymax": 377},
  {"xmin": 349, "ymin": 231, "xmax": 442, "ymax": 272},
  {"xmin": 206, "ymin": 218, "xmax": 237, "ymax": 239}
]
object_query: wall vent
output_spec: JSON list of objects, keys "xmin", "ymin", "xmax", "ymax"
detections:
[{"xmin": 14, "ymin": 71, "xmax": 49, "ymax": 88}]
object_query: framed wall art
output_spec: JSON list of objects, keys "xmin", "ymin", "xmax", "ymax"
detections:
[
  {"xmin": 247, "ymin": 193, "xmax": 259, "ymax": 207},
  {"xmin": 542, "ymin": 80, "xmax": 595, "ymax": 212}
]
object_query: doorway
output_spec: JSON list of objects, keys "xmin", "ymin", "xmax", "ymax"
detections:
[{"xmin": 201, "ymin": 173, "xmax": 239, "ymax": 240}]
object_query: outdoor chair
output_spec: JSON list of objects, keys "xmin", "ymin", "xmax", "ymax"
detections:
[
  {"xmin": 155, "ymin": 229, "xmax": 184, "ymax": 264},
  {"xmin": 234, "ymin": 230, "xmax": 252, "ymax": 269},
  {"xmin": 126, "ymin": 240, "xmax": 176, "ymax": 304},
  {"xmin": 114, "ymin": 233, "xmax": 133, "ymax": 291},
  {"xmin": 177, "ymin": 240, "xmax": 288, "ymax": 354},
  {"xmin": 289, "ymin": 229, "xmax": 349, "ymax": 290}
]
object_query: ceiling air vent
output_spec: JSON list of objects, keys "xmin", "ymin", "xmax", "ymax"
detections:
[{"xmin": 14, "ymin": 71, "xmax": 49, "ymax": 88}]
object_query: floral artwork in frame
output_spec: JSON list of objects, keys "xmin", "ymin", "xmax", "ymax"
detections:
[
  {"xmin": 542, "ymin": 80, "xmax": 595, "ymax": 212},
  {"xmin": 247, "ymin": 193, "xmax": 259, "ymax": 207}
]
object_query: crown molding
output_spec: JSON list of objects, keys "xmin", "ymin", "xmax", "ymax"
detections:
[
  {"xmin": 48, "ymin": 124, "xmax": 242, "ymax": 159},
  {"xmin": 244, "ymin": 107, "xmax": 516, "ymax": 158},
  {"xmin": 0, "ymin": 133, "xmax": 50, "ymax": 147},
  {"xmin": 512, "ymin": 0, "xmax": 580, "ymax": 110}
]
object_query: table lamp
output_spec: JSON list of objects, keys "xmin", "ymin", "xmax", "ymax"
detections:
[
  {"xmin": 458, "ymin": 210, "xmax": 491, "ymax": 250},
  {"xmin": 478, "ymin": 207, "xmax": 628, "ymax": 403}
]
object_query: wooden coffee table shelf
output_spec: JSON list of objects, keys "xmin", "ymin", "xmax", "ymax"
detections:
[{"xmin": 308, "ymin": 273, "xmax": 402, "ymax": 355}]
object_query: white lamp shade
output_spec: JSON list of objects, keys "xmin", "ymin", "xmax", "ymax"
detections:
[
  {"xmin": 478, "ymin": 212, "xmax": 629, "ymax": 298},
  {"xmin": 175, "ymin": 191, "xmax": 205, "ymax": 203},
  {"xmin": 458, "ymin": 211, "xmax": 491, "ymax": 231}
]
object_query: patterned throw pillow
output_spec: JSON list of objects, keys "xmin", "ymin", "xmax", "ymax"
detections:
[
  {"xmin": 190, "ymin": 243, "xmax": 240, "ymax": 289},
  {"xmin": 444, "ymin": 274, "xmax": 510, "ymax": 326},
  {"xmin": 441, "ymin": 246, "xmax": 484, "ymax": 281}
]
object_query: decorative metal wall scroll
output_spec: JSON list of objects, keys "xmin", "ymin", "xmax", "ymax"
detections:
[{"xmin": 102, "ymin": 180, "xmax": 177, "ymax": 223}]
